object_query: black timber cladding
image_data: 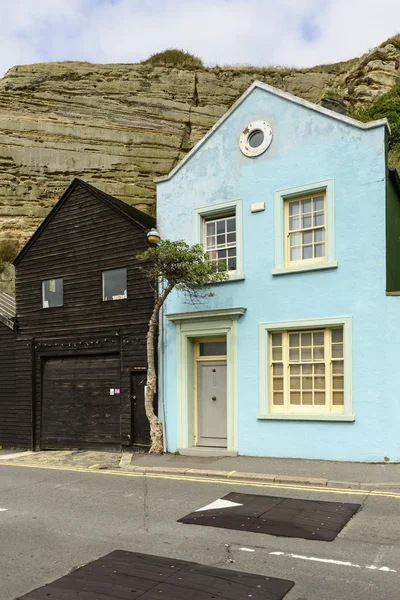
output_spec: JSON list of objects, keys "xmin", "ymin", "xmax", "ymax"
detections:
[
  {"xmin": 14, "ymin": 179, "xmax": 156, "ymax": 449},
  {"xmin": 0, "ymin": 292, "xmax": 17, "ymax": 447},
  {"xmin": 17, "ymin": 550, "xmax": 295, "ymax": 599}
]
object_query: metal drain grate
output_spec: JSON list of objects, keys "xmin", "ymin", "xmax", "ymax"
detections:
[
  {"xmin": 179, "ymin": 492, "xmax": 361, "ymax": 541},
  {"xmin": 18, "ymin": 549, "xmax": 295, "ymax": 599}
]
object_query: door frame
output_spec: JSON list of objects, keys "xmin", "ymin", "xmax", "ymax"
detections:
[{"xmin": 166, "ymin": 307, "xmax": 246, "ymax": 453}]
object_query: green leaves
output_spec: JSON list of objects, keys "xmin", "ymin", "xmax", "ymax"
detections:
[{"xmin": 137, "ymin": 239, "xmax": 228, "ymax": 299}]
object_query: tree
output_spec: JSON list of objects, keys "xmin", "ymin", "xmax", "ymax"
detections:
[{"xmin": 137, "ymin": 240, "xmax": 228, "ymax": 454}]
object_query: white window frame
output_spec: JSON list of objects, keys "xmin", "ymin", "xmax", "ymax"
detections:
[
  {"xmin": 273, "ymin": 179, "xmax": 337, "ymax": 276},
  {"xmin": 258, "ymin": 316, "xmax": 354, "ymax": 421},
  {"xmin": 193, "ymin": 199, "xmax": 243, "ymax": 281}
]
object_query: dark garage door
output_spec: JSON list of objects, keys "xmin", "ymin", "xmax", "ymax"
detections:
[{"xmin": 41, "ymin": 354, "xmax": 121, "ymax": 449}]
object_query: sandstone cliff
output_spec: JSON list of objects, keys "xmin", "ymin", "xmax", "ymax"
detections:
[{"xmin": 0, "ymin": 35, "xmax": 399, "ymax": 257}]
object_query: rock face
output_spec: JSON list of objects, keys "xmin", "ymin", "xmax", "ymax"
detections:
[{"xmin": 0, "ymin": 35, "xmax": 399, "ymax": 256}]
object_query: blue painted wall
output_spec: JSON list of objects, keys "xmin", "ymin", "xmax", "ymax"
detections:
[{"xmin": 157, "ymin": 85, "xmax": 400, "ymax": 462}]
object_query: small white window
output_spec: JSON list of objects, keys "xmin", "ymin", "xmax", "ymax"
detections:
[
  {"xmin": 204, "ymin": 214, "xmax": 236, "ymax": 272},
  {"xmin": 102, "ymin": 268, "xmax": 127, "ymax": 301},
  {"xmin": 239, "ymin": 120, "xmax": 273, "ymax": 157},
  {"xmin": 42, "ymin": 278, "xmax": 63, "ymax": 308}
]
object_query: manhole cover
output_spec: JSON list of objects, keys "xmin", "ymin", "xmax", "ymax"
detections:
[
  {"xmin": 179, "ymin": 492, "xmax": 361, "ymax": 541},
  {"xmin": 18, "ymin": 550, "xmax": 295, "ymax": 599}
]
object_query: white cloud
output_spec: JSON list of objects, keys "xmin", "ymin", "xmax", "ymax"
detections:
[{"xmin": 0, "ymin": 0, "xmax": 399, "ymax": 77}]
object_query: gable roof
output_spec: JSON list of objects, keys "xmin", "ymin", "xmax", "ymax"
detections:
[
  {"xmin": 14, "ymin": 178, "xmax": 156, "ymax": 266},
  {"xmin": 0, "ymin": 291, "xmax": 16, "ymax": 330},
  {"xmin": 156, "ymin": 80, "xmax": 390, "ymax": 184}
]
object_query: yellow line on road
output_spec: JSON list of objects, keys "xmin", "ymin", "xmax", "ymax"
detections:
[{"xmin": 2, "ymin": 461, "xmax": 400, "ymax": 499}]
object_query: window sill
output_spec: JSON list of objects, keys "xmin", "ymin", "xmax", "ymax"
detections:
[
  {"xmin": 272, "ymin": 261, "xmax": 338, "ymax": 276},
  {"xmin": 257, "ymin": 413, "xmax": 355, "ymax": 422},
  {"xmin": 211, "ymin": 274, "xmax": 245, "ymax": 284}
]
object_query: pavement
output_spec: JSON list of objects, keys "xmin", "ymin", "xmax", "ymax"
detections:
[
  {"xmin": 3, "ymin": 448, "xmax": 400, "ymax": 491},
  {"xmin": 0, "ymin": 461, "xmax": 399, "ymax": 600}
]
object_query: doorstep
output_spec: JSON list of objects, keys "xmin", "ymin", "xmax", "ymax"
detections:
[{"xmin": 177, "ymin": 447, "xmax": 238, "ymax": 458}]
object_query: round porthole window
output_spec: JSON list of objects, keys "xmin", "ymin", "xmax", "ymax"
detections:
[{"xmin": 239, "ymin": 120, "xmax": 273, "ymax": 157}]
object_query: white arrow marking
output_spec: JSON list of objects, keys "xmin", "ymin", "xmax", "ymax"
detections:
[
  {"xmin": 270, "ymin": 552, "xmax": 396, "ymax": 573},
  {"xmin": 195, "ymin": 499, "xmax": 243, "ymax": 512}
]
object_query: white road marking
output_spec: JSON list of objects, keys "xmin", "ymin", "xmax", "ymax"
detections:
[
  {"xmin": 239, "ymin": 547, "xmax": 255, "ymax": 552},
  {"xmin": 269, "ymin": 551, "xmax": 396, "ymax": 573},
  {"xmin": 0, "ymin": 508, "xmax": 7, "ymax": 512},
  {"xmin": 195, "ymin": 499, "xmax": 243, "ymax": 512}
]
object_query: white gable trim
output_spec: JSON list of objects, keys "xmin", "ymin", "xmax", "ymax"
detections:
[{"xmin": 155, "ymin": 80, "xmax": 390, "ymax": 184}]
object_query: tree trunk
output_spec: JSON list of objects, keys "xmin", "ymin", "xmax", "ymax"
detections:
[{"xmin": 145, "ymin": 282, "xmax": 174, "ymax": 454}]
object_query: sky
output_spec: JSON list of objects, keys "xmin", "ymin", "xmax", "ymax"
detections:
[{"xmin": 1, "ymin": 0, "xmax": 400, "ymax": 77}]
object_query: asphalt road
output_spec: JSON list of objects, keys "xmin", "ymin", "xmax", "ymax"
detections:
[{"xmin": 0, "ymin": 464, "xmax": 399, "ymax": 600}]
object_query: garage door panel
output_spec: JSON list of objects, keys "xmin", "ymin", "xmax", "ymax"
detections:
[{"xmin": 41, "ymin": 354, "xmax": 121, "ymax": 449}]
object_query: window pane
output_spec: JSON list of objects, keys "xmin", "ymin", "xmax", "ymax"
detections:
[
  {"xmin": 290, "ymin": 391, "xmax": 301, "ymax": 405},
  {"xmin": 314, "ymin": 376, "xmax": 325, "ymax": 389},
  {"xmin": 289, "ymin": 333, "xmax": 299, "ymax": 347},
  {"xmin": 302, "ymin": 215, "xmax": 312, "ymax": 229},
  {"xmin": 290, "ymin": 376, "xmax": 301, "ymax": 390},
  {"xmin": 272, "ymin": 333, "xmax": 282, "ymax": 346},
  {"xmin": 314, "ymin": 391, "xmax": 325, "ymax": 405},
  {"xmin": 290, "ymin": 364, "xmax": 300, "ymax": 374},
  {"xmin": 289, "ymin": 201, "xmax": 299, "ymax": 216},
  {"xmin": 206, "ymin": 236, "xmax": 215, "ymax": 249},
  {"xmin": 301, "ymin": 333, "xmax": 312, "ymax": 346},
  {"xmin": 332, "ymin": 328, "xmax": 343, "ymax": 343},
  {"xmin": 313, "ymin": 331, "xmax": 324, "ymax": 345},
  {"xmin": 332, "ymin": 360, "xmax": 344, "ymax": 374},
  {"xmin": 217, "ymin": 235, "xmax": 225, "ymax": 246},
  {"xmin": 103, "ymin": 268, "xmax": 127, "ymax": 301},
  {"xmin": 273, "ymin": 378, "xmax": 284, "ymax": 391},
  {"xmin": 302, "ymin": 392, "xmax": 313, "ymax": 405},
  {"xmin": 303, "ymin": 377, "xmax": 312, "ymax": 390},
  {"xmin": 42, "ymin": 278, "xmax": 63, "ymax": 308},
  {"xmin": 272, "ymin": 347, "xmax": 282, "ymax": 360},
  {"xmin": 314, "ymin": 212, "xmax": 324, "ymax": 227},
  {"xmin": 289, "ymin": 348, "xmax": 299, "ymax": 361},
  {"xmin": 302, "ymin": 199, "xmax": 312, "ymax": 214},
  {"xmin": 314, "ymin": 243, "xmax": 325, "ymax": 258},
  {"xmin": 333, "ymin": 376, "xmax": 344, "ymax": 390},
  {"xmin": 289, "ymin": 232, "xmax": 301, "ymax": 246},
  {"xmin": 227, "ymin": 257, "xmax": 237, "ymax": 270},
  {"xmin": 216, "ymin": 220, "xmax": 226, "ymax": 234},
  {"xmin": 218, "ymin": 249, "xmax": 227, "ymax": 260},
  {"xmin": 314, "ymin": 363, "xmax": 325, "ymax": 375},
  {"xmin": 273, "ymin": 392, "xmax": 284, "ymax": 406},
  {"xmin": 206, "ymin": 222, "xmax": 215, "ymax": 235},
  {"xmin": 302, "ymin": 363, "xmax": 312, "ymax": 374},
  {"xmin": 314, "ymin": 196, "xmax": 324, "ymax": 211},
  {"xmin": 302, "ymin": 245, "xmax": 313, "ymax": 259},
  {"xmin": 332, "ymin": 344, "xmax": 343, "ymax": 359},
  {"xmin": 289, "ymin": 216, "xmax": 301, "ymax": 231},
  {"xmin": 290, "ymin": 247, "xmax": 301, "ymax": 261},
  {"xmin": 303, "ymin": 231, "xmax": 313, "ymax": 245},
  {"xmin": 313, "ymin": 346, "xmax": 324, "ymax": 360},
  {"xmin": 227, "ymin": 217, "xmax": 236, "ymax": 232},
  {"xmin": 199, "ymin": 341, "xmax": 227, "ymax": 356},
  {"xmin": 227, "ymin": 233, "xmax": 236, "ymax": 245},
  {"xmin": 333, "ymin": 391, "xmax": 344, "ymax": 405},
  {"xmin": 314, "ymin": 229, "xmax": 324, "ymax": 243},
  {"xmin": 301, "ymin": 347, "xmax": 312, "ymax": 361},
  {"xmin": 273, "ymin": 363, "xmax": 283, "ymax": 376}
]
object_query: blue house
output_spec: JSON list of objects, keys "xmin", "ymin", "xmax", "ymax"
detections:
[{"xmin": 155, "ymin": 81, "xmax": 400, "ymax": 462}]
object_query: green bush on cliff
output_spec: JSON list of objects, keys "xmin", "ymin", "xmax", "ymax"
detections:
[
  {"xmin": 353, "ymin": 79, "xmax": 400, "ymax": 150},
  {"xmin": 143, "ymin": 49, "xmax": 203, "ymax": 69},
  {"xmin": 0, "ymin": 239, "xmax": 19, "ymax": 273}
]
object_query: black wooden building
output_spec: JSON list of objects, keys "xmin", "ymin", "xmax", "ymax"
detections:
[
  {"xmin": 0, "ymin": 292, "xmax": 17, "ymax": 447},
  {"xmin": 13, "ymin": 179, "xmax": 156, "ymax": 450}
]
